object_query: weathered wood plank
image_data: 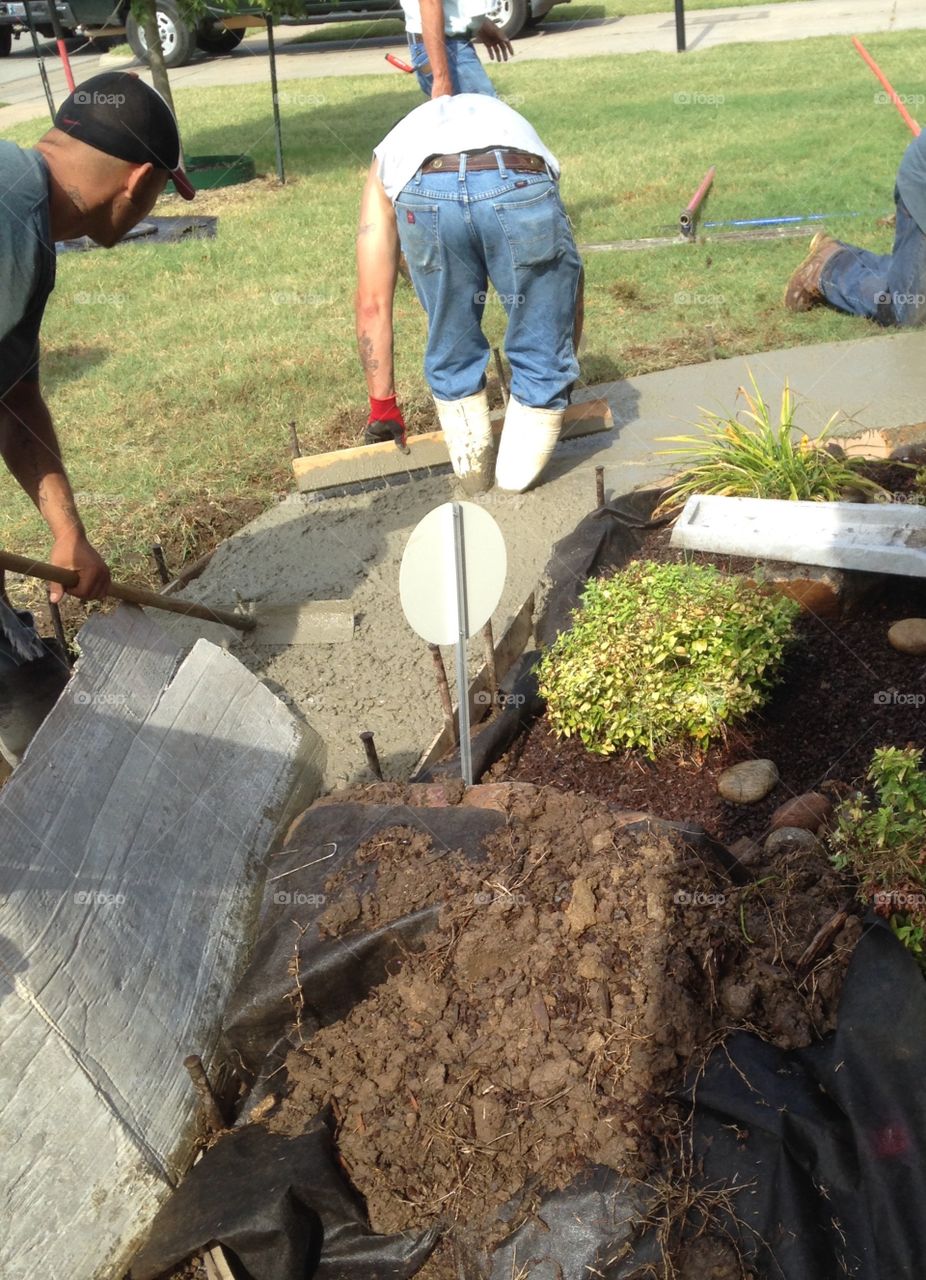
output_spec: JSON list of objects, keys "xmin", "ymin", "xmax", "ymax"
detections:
[{"xmin": 292, "ymin": 399, "xmax": 614, "ymax": 493}]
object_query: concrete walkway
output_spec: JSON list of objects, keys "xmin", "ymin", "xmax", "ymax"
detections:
[
  {"xmin": 161, "ymin": 329, "xmax": 926, "ymax": 794},
  {"xmin": 1, "ymin": 0, "xmax": 923, "ymax": 125}
]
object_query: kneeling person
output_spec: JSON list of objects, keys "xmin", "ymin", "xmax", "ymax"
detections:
[{"xmin": 355, "ymin": 94, "xmax": 583, "ymax": 493}]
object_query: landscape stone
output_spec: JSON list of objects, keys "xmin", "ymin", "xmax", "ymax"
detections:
[
  {"xmin": 888, "ymin": 618, "xmax": 926, "ymax": 656},
  {"xmin": 764, "ymin": 826, "xmax": 820, "ymax": 857},
  {"xmin": 769, "ymin": 792, "xmax": 833, "ymax": 834},
  {"xmin": 717, "ymin": 759, "xmax": 779, "ymax": 804}
]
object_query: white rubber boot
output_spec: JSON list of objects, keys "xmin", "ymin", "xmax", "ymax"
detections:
[
  {"xmin": 433, "ymin": 390, "xmax": 495, "ymax": 495},
  {"xmin": 495, "ymin": 397, "xmax": 565, "ymax": 493}
]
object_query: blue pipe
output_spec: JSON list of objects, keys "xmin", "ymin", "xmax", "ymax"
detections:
[{"xmin": 702, "ymin": 212, "xmax": 865, "ymax": 229}]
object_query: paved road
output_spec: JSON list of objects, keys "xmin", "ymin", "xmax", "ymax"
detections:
[{"xmin": 1, "ymin": 0, "xmax": 924, "ymax": 126}]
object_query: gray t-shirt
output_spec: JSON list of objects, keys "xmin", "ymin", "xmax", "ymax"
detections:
[
  {"xmin": 0, "ymin": 141, "xmax": 56, "ymax": 396},
  {"xmin": 897, "ymin": 130, "xmax": 926, "ymax": 234}
]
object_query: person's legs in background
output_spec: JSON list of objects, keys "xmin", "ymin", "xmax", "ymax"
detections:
[
  {"xmin": 0, "ymin": 633, "xmax": 69, "ymax": 768},
  {"xmin": 408, "ymin": 35, "xmax": 497, "ymax": 97}
]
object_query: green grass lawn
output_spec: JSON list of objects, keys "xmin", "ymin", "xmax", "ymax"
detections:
[{"xmin": 1, "ymin": 30, "xmax": 923, "ymax": 590}]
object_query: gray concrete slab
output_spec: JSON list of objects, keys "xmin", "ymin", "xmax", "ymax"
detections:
[
  {"xmin": 163, "ymin": 329, "xmax": 926, "ymax": 794},
  {"xmin": 1, "ymin": 0, "xmax": 922, "ymax": 125}
]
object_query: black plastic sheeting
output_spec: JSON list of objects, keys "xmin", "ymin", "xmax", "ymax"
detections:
[
  {"xmin": 691, "ymin": 917, "xmax": 926, "ymax": 1280},
  {"xmin": 131, "ymin": 1112, "xmax": 441, "ymax": 1280},
  {"xmin": 56, "ymin": 216, "xmax": 218, "ymax": 254}
]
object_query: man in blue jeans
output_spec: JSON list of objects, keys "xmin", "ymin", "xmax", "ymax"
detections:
[
  {"xmin": 400, "ymin": 0, "xmax": 513, "ymax": 98},
  {"xmin": 355, "ymin": 94, "xmax": 583, "ymax": 494},
  {"xmin": 785, "ymin": 129, "xmax": 926, "ymax": 325}
]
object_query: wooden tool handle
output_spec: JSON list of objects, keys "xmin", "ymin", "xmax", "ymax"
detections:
[{"xmin": 0, "ymin": 549, "xmax": 256, "ymax": 633}]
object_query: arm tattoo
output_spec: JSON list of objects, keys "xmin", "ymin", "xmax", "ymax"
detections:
[{"xmin": 358, "ymin": 332, "xmax": 379, "ymax": 373}]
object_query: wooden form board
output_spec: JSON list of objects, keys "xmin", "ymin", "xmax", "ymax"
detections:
[
  {"xmin": 292, "ymin": 399, "xmax": 614, "ymax": 493},
  {"xmin": 0, "ymin": 606, "xmax": 324, "ymax": 1280}
]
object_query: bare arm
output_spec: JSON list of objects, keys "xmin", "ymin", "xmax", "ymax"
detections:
[
  {"xmin": 355, "ymin": 162, "xmax": 400, "ymax": 399},
  {"xmin": 419, "ymin": 0, "xmax": 454, "ymax": 97},
  {"xmin": 0, "ymin": 382, "xmax": 111, "ymax": 602}
]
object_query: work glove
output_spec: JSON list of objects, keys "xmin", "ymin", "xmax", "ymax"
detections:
[{"xmin": 365, "ymin": 395, "xmax": 409, "ymax": 453}]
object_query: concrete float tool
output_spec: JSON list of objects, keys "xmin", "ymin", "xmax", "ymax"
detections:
[{"xmin": 0, "ymin": 549, "xmax": 355, "ymax": 645}]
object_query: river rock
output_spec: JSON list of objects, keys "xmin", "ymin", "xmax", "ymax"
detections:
[
  {"xmin": 764, "ymin": 826, "xmax": 820, "ymax": 857},
  {"xmin": 888, "ymin": 619, "xmax": 926, "ymax": 656},
  {"xmin": 769, "ymin": 791, "xmax": 833, "ymax": 834},
  {"xmin": 729, "ymin": 836, "xmax": 763, "ymax": 867},
  {"xmin": 717, "ymin": 759, "xmax": 779, "ymax": 804}
]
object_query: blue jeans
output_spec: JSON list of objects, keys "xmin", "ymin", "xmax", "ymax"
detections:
[
  {"xmin": 395, "ymin": 162, "xmax": 582, "ymax": 408},
  {"xmin": 407, "ymin": 34, "xmax": 497, "ymax": 97},
  {"xmin": 820, "ymin": 187, "xmax": 926, "ymax": 326}
]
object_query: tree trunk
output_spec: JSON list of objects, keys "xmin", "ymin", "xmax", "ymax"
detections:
[{"xmin": 136, "ymin": 0, "xmax": 175, "ymax": 113}]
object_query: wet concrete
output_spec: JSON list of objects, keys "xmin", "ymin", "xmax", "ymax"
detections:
[{"xmin": 157, "ymin": 331, "xmax": 926, "ymax": 792}]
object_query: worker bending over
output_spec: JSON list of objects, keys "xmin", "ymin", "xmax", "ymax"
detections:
[{"xmin": 355, "ymin": 94, "xmax": 584, "ymax": 494}]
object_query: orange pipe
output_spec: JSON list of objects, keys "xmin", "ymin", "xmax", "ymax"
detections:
[{"xmin": 852, "ymin": 36, "xmax": 920, "ymax": 137}]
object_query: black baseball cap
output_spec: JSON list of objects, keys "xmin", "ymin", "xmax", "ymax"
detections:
[{"xmin": 54, "ymin": 72, "xmax": 195, "ymax": 200}]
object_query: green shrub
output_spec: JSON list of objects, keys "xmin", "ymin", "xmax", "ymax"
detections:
[
  {"xmin": 538, "ymin": 560, "xmax": 800, "ymax": 758},
  {"xmin": 831, "ymin": 747, "xmax": 926, "ymax": 967},
  {"xmin": 659, "ymin": 377, "xmax": 887, "ymax": 505}
]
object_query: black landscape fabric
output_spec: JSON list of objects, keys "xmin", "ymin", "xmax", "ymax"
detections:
[{"xmin": 691, "ymin": 917, "xmax": 926, "ymax": 1280}]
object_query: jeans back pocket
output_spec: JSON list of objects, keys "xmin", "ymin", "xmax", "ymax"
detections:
[
  {"xmin": 494, "ymin": 185, "xmax": 565, "ymax": 269},
  {"xmin": 395, "ymin": 202, "xmax": 441, "ymax": 275}
]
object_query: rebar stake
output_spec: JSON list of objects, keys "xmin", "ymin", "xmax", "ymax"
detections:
[
  {"xmin": 492, "ymin": 348, "xmax": 510, "ymax": 406},
  {"xmin": 47, "ymin": 594, "xmax": 73, "ymax": 667},
  {"xmin": 482, "ymin": 619, "xmax": 498, "ymax": 704},
  {"xmin": 429, "ymin": 643, "xmax": 456, "ymax": 744},
  {"xmin": 289, "ymin": 421, "xmax": 302, "ymax": 459},
  {"xmin": 595, "ymin": 466, "xmax": 605, "ymax": 508},
  {"xmin": 360, "ymin": 730, "xmax": 384, "ymax": 780},
  {"xmin": 152, "ymin": 543, "xmax": 170, "ymax": 585},
  {"xmin": 183, "ymin": 1054, "xmax": 226, "ymax": 1134}
]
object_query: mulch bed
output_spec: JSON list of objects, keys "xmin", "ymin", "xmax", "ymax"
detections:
[{"xmin": 502, "ymin": 522, "xmax": 926, "ymax": 846}]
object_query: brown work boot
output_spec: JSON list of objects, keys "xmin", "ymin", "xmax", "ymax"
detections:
[{"xmin": 784, "ymin": 232, "xmax": 842, "ymax": 312}]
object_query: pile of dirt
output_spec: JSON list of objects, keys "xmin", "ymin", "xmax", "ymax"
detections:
[
  {"xmin": 506, "ymin": 528, "xmax": 926, "ymax": 844},
  {"xmin": 265, "ymin": 785, "xmax": 857, "ymax": 1269}
]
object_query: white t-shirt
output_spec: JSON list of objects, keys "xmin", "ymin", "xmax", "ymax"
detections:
[
  {"xmin": 374, "ymin": 95, "xmax": 561, "ymax": 203},
  {"xmin": 399, "ymin": 0, "xmax": 485, "ymax": 36}
]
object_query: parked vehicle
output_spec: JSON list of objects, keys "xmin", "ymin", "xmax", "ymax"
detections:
[{"xmin": 0, "ymin": 0, "xmax": 563, "ymax": 63}]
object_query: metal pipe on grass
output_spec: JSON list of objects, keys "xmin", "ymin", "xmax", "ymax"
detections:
[{"xmin": 679, "ymin": 165, "xmax": 715, "ymax": 238}]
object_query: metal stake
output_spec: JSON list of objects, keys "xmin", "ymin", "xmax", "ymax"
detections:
[
  {"xmin": 492, "ymin": 347, "xmax": 509, "ymax": 405},
  {"xmin": 451, "ymin": 503, "xmax": 473, "ymax": 786},
  {"xmin": 151, "ymin": 543, "xmax": 170, "ymax": 584},
  {"xmin": 674, "ymin": 0, "xmax": 686, "ymax": 51},
  {"xmin": 595, "ymin": 466, "xmax": 605, "ymax": 508},
  {"xmin": 289, "ymin": 421, "xmax": 302, "ymax": 459},
  {"xmin": 183, "ymin": 1054, "xmax": 225, "ymax": 1133},
  {"xmin": 265, "ymin": 14, "xmax": 286, "ymax": 185},
  {"xmin": 47, "ymin": 594, "xmax": 72, "ymax": 667},
  {"xmin": 482, "ymin": 619, "xmax": 497, "ymax": 703},
  {"xmin": 359, "ymin": 730, "xmax": 383, "ymax": 781},
  {"xmin": 429, "ymin": 643, "xmax": 456, "ymax": 743}
]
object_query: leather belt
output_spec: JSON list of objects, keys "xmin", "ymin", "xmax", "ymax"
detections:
[{"xmin": 420, "ymin": 149, "xmax": 547, "ymax": 175}]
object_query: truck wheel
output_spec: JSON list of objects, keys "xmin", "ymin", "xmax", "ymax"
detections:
[
  {"xmin": 126, "ymin": 1, "xmax": 196, "ymax": 68},
  {"xmin": 0, "ymin": 27, "xmax": 12, "ymax": 56},
  {"xmin": 486, "ymin": 0, "xmax": 528, "ymax": 38},
  {"xmin": 195, "ymin": 20, "xmax": 244, "ymax": 54}
]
